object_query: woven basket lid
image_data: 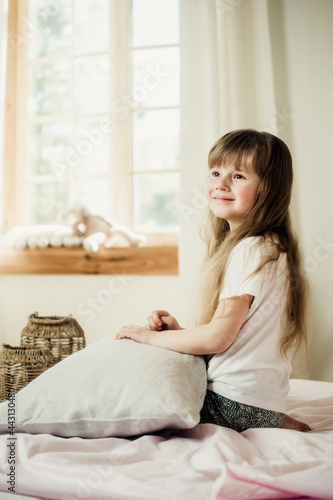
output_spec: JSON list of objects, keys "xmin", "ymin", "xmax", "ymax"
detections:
[
  {"xmin": 28, "ymin": 312, "xmax": 77, "ymax": 325},
  {"xmin": 21, "ymin": 312, "xmax": 85, "ymax": 339},
  {"xmin": 0, "ymin": 343, "xmax": 55, "ymax": 364}
]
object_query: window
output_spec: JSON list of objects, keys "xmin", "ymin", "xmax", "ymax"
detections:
[
  {"xmin": 2, "ymin": 0, "xmax": 180, "ymax": 242},
  {"xmin": 131, "ymin": 0, "xmax": 180, "ymax": 233}
]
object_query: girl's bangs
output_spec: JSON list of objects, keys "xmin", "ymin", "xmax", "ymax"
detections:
[
  {"xmin": 208, "ymin": 145, "xmax": 257, "ymax": 172},
  {"xmin": 208, "ymin": 130, "xmax": 270, "ymax": 175}
]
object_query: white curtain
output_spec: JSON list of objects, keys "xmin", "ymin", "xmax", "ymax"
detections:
[
  {"xmin": 179, "ymin": 0, "xmax": 282, "ymax": 323},
  {"xmin": 180, "ymin": 0, "xmax": 333, "ymax": 381},
  {"xmin": 0, "ymin": 0, "xmax": 8, "ymax": 231},
  {"xmin": 215, "ymin": 0, "xmax": 278, "ymax": 133}
]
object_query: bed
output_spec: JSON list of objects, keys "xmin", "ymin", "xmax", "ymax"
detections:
[{"xmin": 0, "ymin": 377, "xmax": 332, "ymax": 500}]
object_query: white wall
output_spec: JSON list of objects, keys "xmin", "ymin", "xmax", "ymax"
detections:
[{"xmin": 0, "ymin": 275, "xmax": 181, "ymax": 346}]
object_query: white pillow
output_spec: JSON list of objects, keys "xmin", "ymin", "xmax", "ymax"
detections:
[{"xmin": 0, "ymin": 338, "xmax": 207, "ymax": 438}]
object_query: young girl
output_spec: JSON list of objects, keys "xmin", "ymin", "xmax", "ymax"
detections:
[{"xmin": 116, "ymin": 129, "xmax": 310, "ymax": 433}]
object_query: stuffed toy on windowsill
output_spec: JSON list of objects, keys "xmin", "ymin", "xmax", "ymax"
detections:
[
  {"xmin": 1, "ymin": 204, "xmax": 146, "ymax": 253},
  {"xmin": 60, "ymin": 203, "xmax": 147, "ymax": 252}
]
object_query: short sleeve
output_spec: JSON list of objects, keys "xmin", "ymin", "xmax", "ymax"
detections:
[{"xmin": 219, "ymin": 237, "xmax": 272, "ymax": 300}]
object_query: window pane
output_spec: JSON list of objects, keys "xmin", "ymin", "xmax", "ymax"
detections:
[
  {"xmin": 28, "ymin": 182, "xmax": 70, "ymax": 224},
  {"xmin": 28, "ymin": 0, "xmax": 72, "ymax": 60},
  {"xmin": 28, "ymin": 121, "xmax": 71, "ymax": 176},
  {"xmin": 28, "ymin": 60, "xmax": 71, "ymax": 116},
  {"xmin": 132, "ymin": 0, "xmax": 179, "ymax": 47},
  {"xmin": 132, "ymin": 47, "xmax": 179, "ymax": 108},
  {"xmin": 133, "ymin": 172, "xmax": 179, "ymax": 232},
  {"xmin": 74, "ymin": 0, "xmax": 109, "ymax": 55},
  {"xmin": 77, "ymin": 176, "xmax": 110, "ymax": 217},
  {"xmin": 74, "ymin": 56, "xmax": 109, "ymax": 114},
  {"xmin": 133, "ymin": 109, "xmax": 179, "ymax": 171},
  {"xmin": 73, "ymin": 117, "xmax": 110, "ymax": 175}
]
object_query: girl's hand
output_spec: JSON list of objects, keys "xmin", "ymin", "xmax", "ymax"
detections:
[
  {"xmin": 146, "ymin": 310, "xmax": 183, "ymax": 331},
  {"xmin": 115, "ymin": 325, "xmax": 153, "ymax": 344}
]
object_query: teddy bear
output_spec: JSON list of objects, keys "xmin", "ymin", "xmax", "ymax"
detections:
[{"xmin": 60, "ymin": 204, "xmax": 146, "ymax": 252}]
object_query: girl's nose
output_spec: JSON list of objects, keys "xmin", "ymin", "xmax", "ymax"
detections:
[{"xmin": 215, "ymin": 175, "xmax": 229, "ymax": 190}]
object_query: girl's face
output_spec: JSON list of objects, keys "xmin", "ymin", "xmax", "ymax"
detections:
[{"xmin": 204, "ymin": 157, "xmax": 261, "ymax": 230}]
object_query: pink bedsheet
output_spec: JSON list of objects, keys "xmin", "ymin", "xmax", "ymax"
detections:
[{"xmin": 0, "ymin": 379, "xmax": 332, "ymax": 500}]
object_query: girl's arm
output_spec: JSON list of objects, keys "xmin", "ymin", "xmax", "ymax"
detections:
[{"xmin": 115, "ymin": 294, "xmax": 253, "ymax": 355}]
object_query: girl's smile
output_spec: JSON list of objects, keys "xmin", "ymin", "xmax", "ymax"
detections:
[
  {"xmin": 212, "ymin": 196, "xmax": 234, "ymax": 201},
  {"xmin": 204, "ymin": 159, "xmax": 261, "ymax": 229}
]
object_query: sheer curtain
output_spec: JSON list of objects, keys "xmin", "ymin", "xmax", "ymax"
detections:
[
  {"xmin": 179, "ymin": 0, "xmax": 282, "ymax": 324},
  {"xmin": 214, "ymin": 0, "xmax": 279, "ymax": 133},
  {"xmin": 0, "ymin": 0, "xmax": 8, "ymax": 230},
  {"xmin": 180, "ymin": 0, "xmax": 333, "ymax": 381}
]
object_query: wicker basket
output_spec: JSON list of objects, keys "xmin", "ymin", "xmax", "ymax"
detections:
[
  {"xmin": 20, "ymin": 312, "xmax": 86, "ymax": 364},
  {"xmin": 0, "ymin": 344, "xmax": 55, "ymax": 402}
]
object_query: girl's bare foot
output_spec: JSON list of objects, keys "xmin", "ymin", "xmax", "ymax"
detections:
[{"xmin": 282, "ymin": 414, "xmax": 311, "ymax": 432}]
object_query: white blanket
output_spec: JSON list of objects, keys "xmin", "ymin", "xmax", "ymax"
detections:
[{"xmin": 0, "ymin": 378, "xmax": 332, "ymax": 500}]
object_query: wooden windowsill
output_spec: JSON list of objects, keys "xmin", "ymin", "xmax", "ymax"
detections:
[{"xmin": 0, "ymin": 245, "xmax": 178, "ymax": 275}]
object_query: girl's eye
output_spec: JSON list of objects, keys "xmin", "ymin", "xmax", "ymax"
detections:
[
  {"xmin": 211, "ymin": 171, "xmax": 220, "ymax": 177},
  {"xmin": 233, "ymin": 173, "xmax": 245, "ymax": 180}
]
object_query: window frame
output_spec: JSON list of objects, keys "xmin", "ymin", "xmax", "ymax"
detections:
[{"xmin": 2, "ymin": 0, "xmax": 28, "ymax": 232}]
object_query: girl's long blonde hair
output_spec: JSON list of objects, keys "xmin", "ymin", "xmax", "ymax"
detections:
[{"xmin": 196, "ymin": 129, "xmax": 309, "ymax": 364}]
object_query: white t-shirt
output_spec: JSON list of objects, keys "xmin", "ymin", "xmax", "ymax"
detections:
[{"xmin": 206, "ymin": 236, "xmax": 292, "ymax": 414}]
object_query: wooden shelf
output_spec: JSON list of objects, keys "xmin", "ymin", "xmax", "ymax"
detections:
[{"xmin": 0, "ymin": 246, "xmax": 178, "ymax": 275}]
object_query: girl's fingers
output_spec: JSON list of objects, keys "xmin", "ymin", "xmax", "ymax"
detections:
[
  {"xmin": 145, "ymin": 317, "xmax": 159, "ymax": 330},
  {"xmin": 116, "ymin": 324, "xmax": 138, "ymax": 339},
  {"xmin": 151, "ymin": 311, "xmax": 164, "ymax": 326},
  {"xmin": 148, "ymin": 311, "xmax": 167, "ymax": 329},
  {"xmin": 146, "ymin": 310, "xmax": 177, "ymax": 331},
  {"xmin": 147, "ymin": 320, "xmax": 163, "ymax": 331},
  {"xmin": 160, "ymin": 315, "xmax": 173, "ymax": 326},
  {"xmin": 146, "ymin": 315, "xmax": 157, "ymax": 330}
]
